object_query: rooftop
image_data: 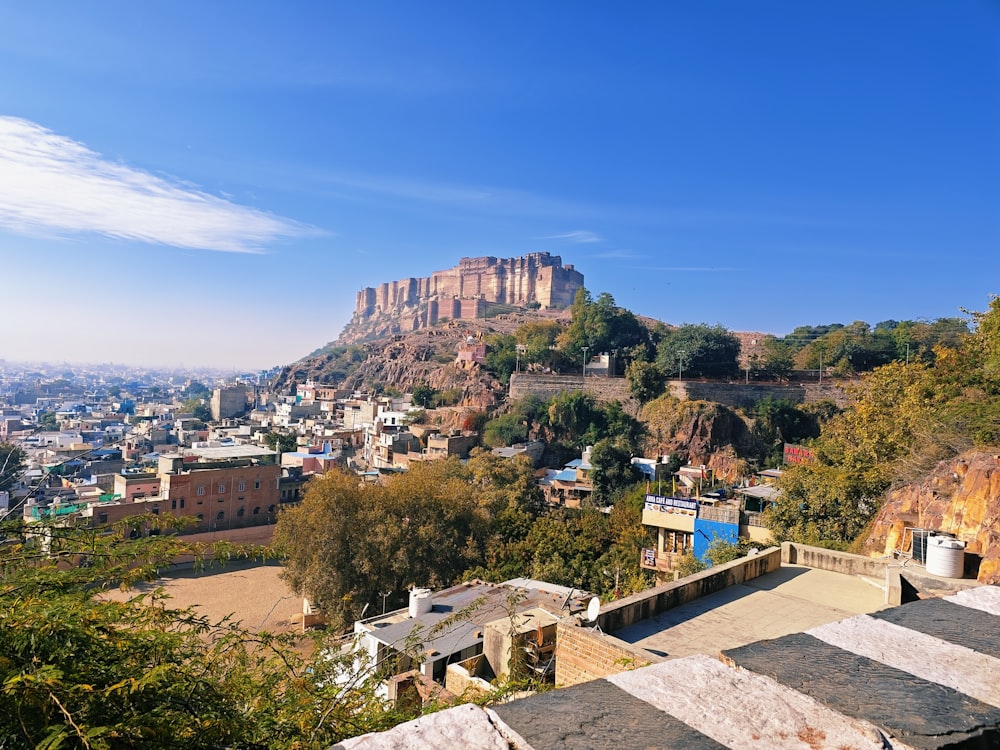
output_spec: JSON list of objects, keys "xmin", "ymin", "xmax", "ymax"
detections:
[
  {"xmin": 616, "ymin": 564, "xmax": 885, "ymax": 660},
  {"xmin": 336, "ymin": 569, "xmax": 1000, "ymax": 750}
]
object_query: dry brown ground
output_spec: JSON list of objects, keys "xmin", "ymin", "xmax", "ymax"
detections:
[
  {"xmin": 101, "ymin": 559, "xmax": 303, "ymax": 635},
  {"xmin": 103, "ymin": 525, "xmax": 299, "ymax": 631}
]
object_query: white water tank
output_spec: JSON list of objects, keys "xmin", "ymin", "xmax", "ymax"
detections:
[
  {"xmin": 925, "ymin": 535, "xmax": 965, "ymax": 578},
  {"xmin": 408, "ymin": 588, "xmax": 433, "ymax": 618}
]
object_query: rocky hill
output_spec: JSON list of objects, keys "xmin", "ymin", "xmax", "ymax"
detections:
[
  {"xmin": 861, "ymin": 451, "xmax": 1000, "ymax": 584},
  {"xmin": 273, "ymin": 311, "xmax": 570, "ymax": 410}
]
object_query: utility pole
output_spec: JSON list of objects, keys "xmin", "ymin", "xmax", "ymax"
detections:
[
  {"xmin": 582, "ymin": 346, "xmax": 589, "ymax": 381},
  {"xmin": 678, "ymin": 350, "xmax": 685, "ymax": 382}
]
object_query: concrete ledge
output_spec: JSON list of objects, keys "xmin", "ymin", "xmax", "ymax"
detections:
[
  {"xmin": 597, "ymin": 547, "xmax": 780, "ymax": 634},
  {"xmin": 781, "ymin": 542, "xmax": 984, "ymax": 606}
]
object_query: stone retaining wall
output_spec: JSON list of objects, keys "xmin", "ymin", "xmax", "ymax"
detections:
[{"xmin": 509, "ymin": 374, "xmax": 847, "ymax": 408}]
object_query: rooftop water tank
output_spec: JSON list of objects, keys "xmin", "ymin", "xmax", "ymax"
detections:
[
  {"xmin": 925, "ymin": 535, "xmax": 965, "ymax": 578},
  {"xmin": 408, "ymin": 588, "xmax": 433, "ymax": 618}
]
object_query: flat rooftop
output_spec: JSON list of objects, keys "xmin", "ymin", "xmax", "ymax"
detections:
[
  {"xmin": 615, "ymin": 564, "xmax": 887, "ymax": 660},
  {"xmin": 337, "ymin": 583, "xmax": 1000, "ymax": 750}
]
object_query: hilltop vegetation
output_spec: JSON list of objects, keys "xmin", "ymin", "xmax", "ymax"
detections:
[{"xmin": 769, "ymin": 296, "xmax": 1000, "ymax": 548}]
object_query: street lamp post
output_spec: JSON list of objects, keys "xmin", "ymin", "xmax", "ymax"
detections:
[
  {"xmin": 379, "ymin": 590, "xmax": 391, "ymax": 615},
  {"xmin": 581, "ymin": 346, "xmax": 589, "ymax": 381}
]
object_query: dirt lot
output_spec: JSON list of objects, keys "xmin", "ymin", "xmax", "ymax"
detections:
[
  {"xmin": 99, "ymin": 525, "xmax": 309, "ymax": 637},
  {"xmin": 102, "ymin": 560, "xmax": 304, "ymax": 634}
]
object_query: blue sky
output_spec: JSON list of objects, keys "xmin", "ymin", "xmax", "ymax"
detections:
[{"xmin": 1, "ymin": 2, "xmax": 997, "ymax": 370}]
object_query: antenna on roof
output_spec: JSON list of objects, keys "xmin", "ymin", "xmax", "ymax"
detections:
[{"xmin": 559, "ymin": 588, "xmax": 576, "ymax": 611}]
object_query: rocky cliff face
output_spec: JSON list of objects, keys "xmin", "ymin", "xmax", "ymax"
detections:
[
  {"xmin": 861, "ymin": 451, "xmax": 1000, "ymax": 584},
  {"xmin": 274, "ymin": 316, "xmax": 556, "ymax": 411}
]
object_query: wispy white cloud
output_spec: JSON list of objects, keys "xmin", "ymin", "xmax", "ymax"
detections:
[
  {"xmin": 539, "ymin": 230, "xmax": 603, "ymax": 243},
  {"xmin": 0, "ymin": 116, "xmax": 312, "ymax": 253},
  {"xmin": 635, "ymin": 266, "xmax": 742, "ymax": 272},
  {"xmin": 589, "ymin": 249, "xmax": 642, "ymax": 259}
]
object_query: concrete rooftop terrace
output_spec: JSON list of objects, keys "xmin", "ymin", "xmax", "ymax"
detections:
[
  {"xmin": 336, "ymin": 575, "xmax": 1000, "ymax": 750},
  {"xmin": 616, "ymin": 564, "xmax": 887, "ymax": 660}
]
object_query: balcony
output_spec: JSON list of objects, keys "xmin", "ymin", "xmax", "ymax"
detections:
[{"xmin": 640, "ymin": 548, "xmax": 688, "ymax": 574}]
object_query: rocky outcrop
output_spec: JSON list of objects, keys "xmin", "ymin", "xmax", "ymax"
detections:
[
  {"xmin": 342, "ymin": 253, "xmax": 583, "ymax": 344},
  {"xmin": 274, "ymin": 320, "xmax": 522, "ymax": 411},
  {"xmin": 861, "ymin": 451, "xmax": 1000, "ymax": 584}
]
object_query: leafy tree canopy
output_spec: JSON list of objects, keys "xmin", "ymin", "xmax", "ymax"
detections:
[
  {"xmin": 626, "ymin": 359, "xmax": 667, "ymax": 403},
  {"xmin": 557, "ymin": 289, "xmax": 650, "ymax": 369},
  {"xmin": 0, "ymin": 442, "xmax": 25, "ymax": 493},
  {"xmin": 264, "ymin": 431, "xmax": 298, "ymax": 453},
  {"xmin": 0, "ymin": 517, "xmax": 408, "ymax": 749},
  {"xmin": 655, "ymin": 324, "xmax": 741, "ymax": 379},
  {"xmin": 768, "ymin": 296, "xmax": 1000, "ymax": 548}
]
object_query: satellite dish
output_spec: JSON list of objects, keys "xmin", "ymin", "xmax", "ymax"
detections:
[{"xmin": 586, "ymin": 596, "xmax": 601, "ymax": 623}]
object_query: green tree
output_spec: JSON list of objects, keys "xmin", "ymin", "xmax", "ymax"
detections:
[
  {"xmin": 515, "ymin": 320, "xmax": 564, "ymax": 371},
  {"xmin": 275, "ymin": 462, "xmax": 487, "ymax": 630},
  {"xmin": 557, "ymin": 289, "xmax": 649, "ymax": 370},
  {"xmin": 411, "ymin": 382, "xmax": 437, "ymax": 408},
  {"xmin": 589, "ymin": 437, "xmax": 639, "ymax": 503},
  {"xmin": 264, "ymin": 431, "xmax": 298, "ymax": 453},
  {"xmin": 0, "ymin": 442, "xmax": 24, "ymax": 494},
  {"xmin": 0, "ymin": 517, "xmax": 408, "ymax": 749},
  {"xmin": 546, "ymin": 391, "xmax": 604, "ymax": 446},
  {"xmin": 626, "ymin": 360, "xmax": 667, "ymax": 403},
  {"xmin": 180, "ymin": 397, "xmax": 211, "ymax": 422},
  {"xmin": 753, "ymin": 336, "xmax": 795, "ymax": 381},
  {"xmin": 482, "ymin": 413, "xmax": 530, "ymax": 448},
  {"xmin": 483, "ymin": 334, "xmax": 518, "ymax": 384},
  {"xmin": 183, "ymin": 380, "xmax": 210, "ymax": 397},
  {"xmin": 655, "ymin": 324, "xmax": 740, "ymax": 379}
]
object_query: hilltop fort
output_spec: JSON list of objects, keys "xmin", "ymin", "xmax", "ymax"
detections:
[{"xmin": 340, "ymin": 252, "xmax": 583, "ymax": 343}]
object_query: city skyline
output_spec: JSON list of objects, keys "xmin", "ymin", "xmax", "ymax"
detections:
[{"xmin": 1, "ymin": 2, "xmax": 997, "ymax": 369}]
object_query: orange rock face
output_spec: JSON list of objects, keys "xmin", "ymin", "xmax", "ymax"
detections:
[{"xmin": 861, "ymin": 452, "xmax": 1000, "ymax": 583}]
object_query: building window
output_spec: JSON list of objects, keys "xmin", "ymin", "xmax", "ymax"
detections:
[
  {"xmin": 238, "ymin": 480, "xmax": 246, "ymax": 492},
  {"xmin": 98, "ymin": 512, "xmax": 109, "ymax": 524},
  {"xmin": 196, "ymin": 514, "xmax": 204, "ymax": 521},
  {"xmin": 151, "ymin": 507, "xmax": 159, "ymax": 516},
  {"xmin": 253, "ymin": 506, "xmax": 260, "ymax": 515},
  {"xmin": 254, "ymin": 479, "xmax": 260, "ymax": 490},
  {"xmin": 171, "ymin": 500, "xmax": 177, "ymax": 510},
  {"xmin": 180, "ymin": 498, "xmax": 185, "ymax": 509},
  {"xmin": 216, "ymin": 511, "xmax": 225, "ymax": 521},
  {"xmin": 218, "ymin": 483, "xmax": 226, "ymax": 494},
  {"xmin": 197, "ymin": 485, "xmax": 206, "ymax": 496},
  {"xmin": 237, "ymin": 507, "xmax": 245, "ymax": 518},
  {"xmin": 267, "ymin": 505, "xmax": 276, "ymax": 514}
]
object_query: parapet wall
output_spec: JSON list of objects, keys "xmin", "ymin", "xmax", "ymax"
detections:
[
  {"xmin": 781, "ymin": 541, "xmax": 983, "ymax": 605},
  {"xmin": 552, "ymin": 549, "xmax": 781, "ymax": 687},
  {"xmin": 598, "ymin": 548, "xmax": 781, "ymax": 634}
]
